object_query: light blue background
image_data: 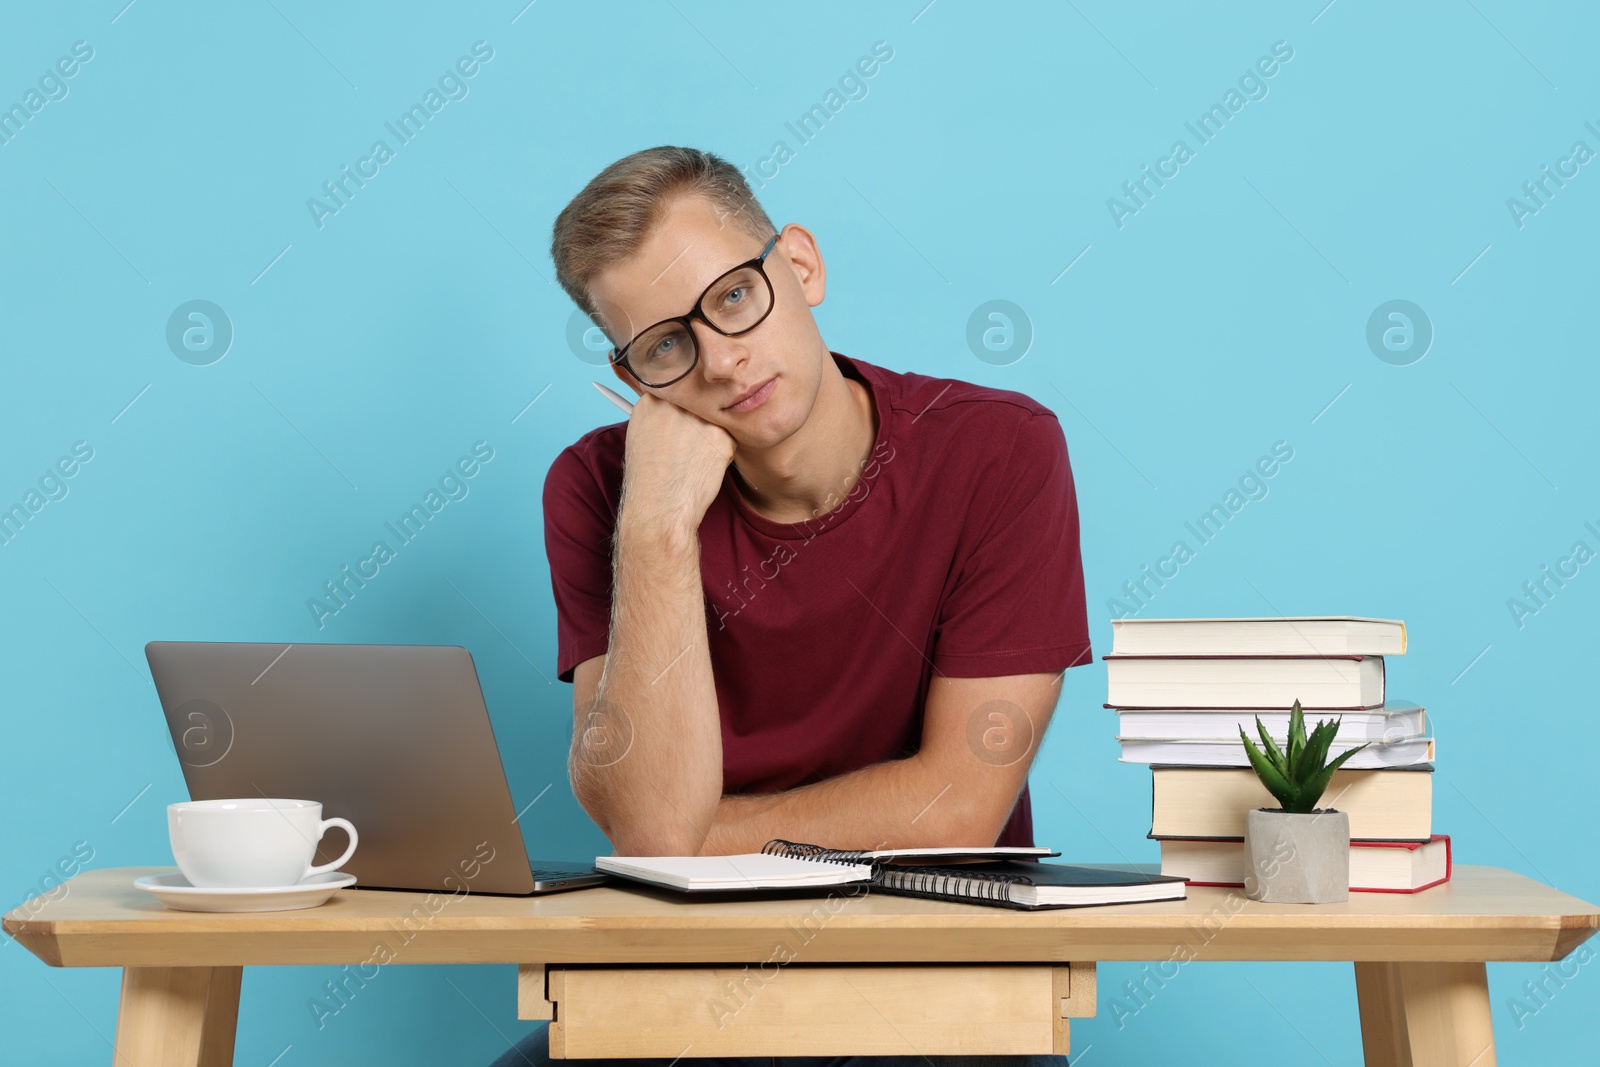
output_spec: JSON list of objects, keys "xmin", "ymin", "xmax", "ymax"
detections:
[{"xmin": 3, "ymin": 1, "xmax": 1595, "ymax": 1063}]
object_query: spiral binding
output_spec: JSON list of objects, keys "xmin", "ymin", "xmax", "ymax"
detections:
[
  {"xmin": 760, "ymin": 839, "xmax": 873, "ymax": 866},
  {"xmin": 878, "ymin": 866, "xmax": 1026, "ymax": 903},
  {"xmin": 762, "ymin": 839, "xmax": 1034, "ymax": 907}
]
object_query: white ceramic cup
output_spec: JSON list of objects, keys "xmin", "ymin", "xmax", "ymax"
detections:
[{"xmin": 168, "ymin": 798, "xmax": 358, "ymax": 889}]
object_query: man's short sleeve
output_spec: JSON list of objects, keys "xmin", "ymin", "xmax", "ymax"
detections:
[
  {"xmin": 931, "ymin": 411, "xmax": 1093, "ymax": 678},
  {"xmin": 543, "ymin": 447, "xmax": 614, "ymax": 683}
]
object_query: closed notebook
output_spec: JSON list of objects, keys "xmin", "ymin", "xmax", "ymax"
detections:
[
  {"xmin": 875, "ymin": 860, "xmax": 1188, "ymax": 909},
  {"xmin": 763, "ymin": 841, "xmax": 1187, "ymax": 910}
]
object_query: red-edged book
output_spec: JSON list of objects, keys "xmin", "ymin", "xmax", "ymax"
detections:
[{"xmin": 1158, "ymin": 835, "xmax": 1452, "ymax": 893}]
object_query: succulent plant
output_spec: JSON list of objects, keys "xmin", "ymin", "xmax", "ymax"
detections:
[{"xmin": 1239, "ymin": 699, "xmax": 1371, "ymax": 814}]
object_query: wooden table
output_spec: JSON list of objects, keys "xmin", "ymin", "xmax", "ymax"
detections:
[{"xmin": 5, "ymin": 864, "xmax": 1597, "ymax": 1066}]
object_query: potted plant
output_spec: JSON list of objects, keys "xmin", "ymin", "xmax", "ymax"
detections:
[{"xmin": 1237, "ymin": 700, "xmax": 1370, "ymax": 904}]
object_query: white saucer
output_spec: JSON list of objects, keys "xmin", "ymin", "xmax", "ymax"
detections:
[{"xmin": 134, "ymin": 871, "xmax": 357, "ymax": 912}]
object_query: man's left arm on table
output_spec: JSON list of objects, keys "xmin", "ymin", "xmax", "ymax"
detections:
[{"xmin": 700, "ymin": 669, "xmax": 1067, "ymax": 853}]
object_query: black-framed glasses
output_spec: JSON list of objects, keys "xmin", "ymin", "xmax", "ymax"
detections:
[{"xmin": 608, "ymin": 231, "xmax": 781, "ymax": 388}]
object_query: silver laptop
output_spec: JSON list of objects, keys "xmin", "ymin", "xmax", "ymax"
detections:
[{"xmin": 144, "ymin": 641, "xmax": 606, "ymax": 895}]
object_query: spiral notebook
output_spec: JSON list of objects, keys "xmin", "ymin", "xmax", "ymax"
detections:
[
  {"xmin": 762, "ymin": 840, "xmax": 1188, "ymax": 910},
  {"xmin": 760, "ymin": 840, "xmax": 1060, "ymax": 865},
  {"xmin": 594, "ymin": 851, "xmax": 874, "ymax": 892},
  {"xmin": 593, "ymin": 842, "xmax": 1056, "ymax": 893}
]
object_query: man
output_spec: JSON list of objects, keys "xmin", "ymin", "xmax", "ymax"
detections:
[{"xmin": 489, "ymin": 144, "xmax": 1088, "ymax": 1066}]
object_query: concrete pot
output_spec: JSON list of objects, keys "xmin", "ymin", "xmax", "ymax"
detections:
[{"xmin": 1243, "ymin": 808, "xmax": 1350, "ymax": 904}]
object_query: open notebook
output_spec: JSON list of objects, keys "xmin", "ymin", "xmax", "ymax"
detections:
[
  {"xmin": 593, "ymin": 843, "xmax": 1054, "ymax": 892},
  {"xmin": 595, "ymin": 840, "xmax": 1185, "ymax": 909},
  {"xmin": 594, "ymin": 852, "xmax": 874, "ymax": 892}
]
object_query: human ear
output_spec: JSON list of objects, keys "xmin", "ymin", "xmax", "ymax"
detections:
[
  {"xmin": 776, "ymin": 223, "xmax": 826, "ymax": 308},
  {"xmin": 610, "ymin": 358, "xmax": 641, "ymax": 395}
]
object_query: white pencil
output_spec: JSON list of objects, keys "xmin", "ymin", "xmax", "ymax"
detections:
[{"xmin": 593, "ymin": 381, "xmax": 635, "ymax": 414}]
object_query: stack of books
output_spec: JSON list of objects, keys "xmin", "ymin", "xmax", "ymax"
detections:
[{"xmin": 1106, "ymin": 616, "xmax": 1449, "ymax": 894}]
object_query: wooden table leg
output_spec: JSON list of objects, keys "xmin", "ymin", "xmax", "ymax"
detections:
[
  {"xmin": 1054, "ymin": 962, "xmax": 1096, "ymax": 1054},
  {"xmin": 517, "ymin": 964, "xmax": 553, "ymax": 1020},
  {"xmin": 1355, "ymin": 962, "xmax": 1496, "ymax": 1067},
  {"xmin": 114, "ymin": 966, "xmax": 241, "ymax": 1067}
]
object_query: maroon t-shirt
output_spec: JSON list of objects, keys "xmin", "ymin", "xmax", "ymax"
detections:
[{"xmin": 542, "ymin": 352, "xmax": 1092, "ymax": 846}]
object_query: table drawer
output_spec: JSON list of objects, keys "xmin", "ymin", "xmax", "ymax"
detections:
[{"xmin": 521, "ymin": 962, "xmax": 1095, "ymax": 1058}]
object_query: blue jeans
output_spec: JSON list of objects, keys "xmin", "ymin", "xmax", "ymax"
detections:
[{"xmin": 487, "ymin": 1024, "xmax": 1069, "ymax": 1067}]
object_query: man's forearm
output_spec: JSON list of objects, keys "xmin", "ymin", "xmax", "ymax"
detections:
[
  {"xmin": 572, "ymin": 516, "xmax": 723, "ymax": 855},
  {"xmin": 699, "ymin": 752, "xmax": 1022, "ymax": 855}
]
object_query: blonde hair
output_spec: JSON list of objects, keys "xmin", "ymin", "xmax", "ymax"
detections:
[{"xmin": 550, "ymin": 145, "xmax": 777, "ymax": 319}]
